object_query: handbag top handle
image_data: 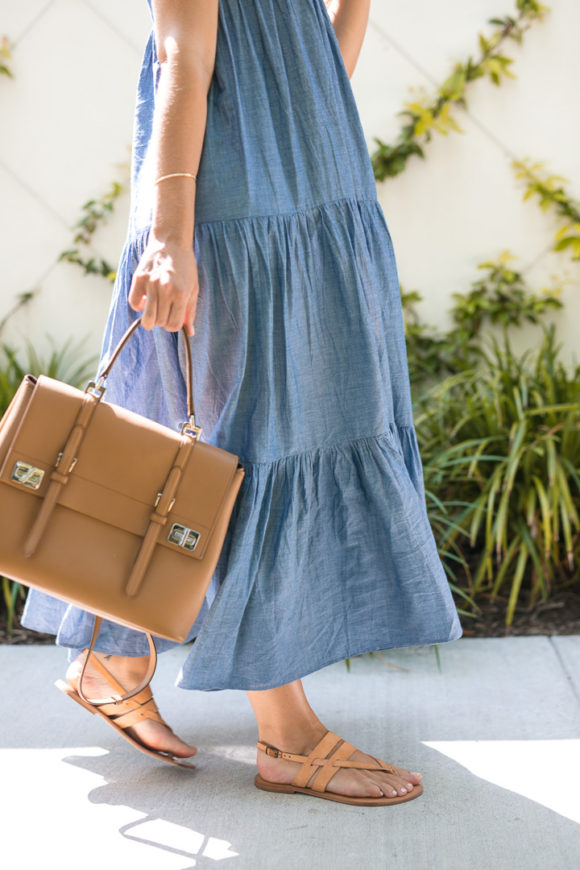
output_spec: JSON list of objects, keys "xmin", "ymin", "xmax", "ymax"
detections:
[{"xmin": 88, "ymin": 316, "xmax": 200, "ymax": 439}]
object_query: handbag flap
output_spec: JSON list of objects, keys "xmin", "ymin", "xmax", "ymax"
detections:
[{"xmin": 0, "ymin": 375, "xmax": 241, "ymax": 560}]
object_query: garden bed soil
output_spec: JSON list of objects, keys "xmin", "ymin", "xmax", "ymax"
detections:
[
  {"xmin": 455, "ymin": 586, "xmax": 580, "ymax": 637},
  {"xmin": 1, "ymin": 585, "xmax": 579, "ymax": 645}
]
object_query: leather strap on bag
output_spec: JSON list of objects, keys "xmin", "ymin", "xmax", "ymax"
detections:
[
  {"xmin": 97, "ymin": 316, "xmax": 201, "ymax": 439},
  {"xmin": 23, "ymin": 392, "xmax": 101, "ymax": 557},
  {"xmin": 125, "ymin": 434, "xmax": 195, "ymax": 597}
]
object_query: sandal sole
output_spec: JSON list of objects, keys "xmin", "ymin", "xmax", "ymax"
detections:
[
  {"xmin": 54, "ymin": 679, "xmax": 196, "ymax": 770},
  {"xmin": 254, "ymin": 773, "xmax": 423, "ymax": 806}
]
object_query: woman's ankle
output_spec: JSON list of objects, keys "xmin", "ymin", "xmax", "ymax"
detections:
[
  {"xmin": 247, "ymin": 678, "xmax": 330, "ymax": 755},
  {"xmin": 74, "ymin": 650, "xmax": 150, "ymax": 683},
  {"xmin": 258, "ymin": 721, "xmax": 328, "ymax": 755}
]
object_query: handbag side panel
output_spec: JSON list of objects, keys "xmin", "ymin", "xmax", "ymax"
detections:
[{"xmin": 0, "ymin": 375, "xmax": 37, "ymax": 464}]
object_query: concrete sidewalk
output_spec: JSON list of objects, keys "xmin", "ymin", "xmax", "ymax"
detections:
[{"xmin": 1, "ymin": 636, "xmax": 579, "ymax": 870}]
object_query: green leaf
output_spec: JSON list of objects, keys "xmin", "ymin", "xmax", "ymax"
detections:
[{"xmin": 506, "ymin": 545, "xmax": 529, "ymax": 626}]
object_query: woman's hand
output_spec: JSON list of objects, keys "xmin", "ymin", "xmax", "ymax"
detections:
[{"xmin": 128, "ymin": 234, "xmax": 199, "ymax": 337}]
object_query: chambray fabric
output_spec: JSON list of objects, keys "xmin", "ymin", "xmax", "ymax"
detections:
[{"xmin": 21, "ymin": 0, "xmax": 462, "ymax": 690}]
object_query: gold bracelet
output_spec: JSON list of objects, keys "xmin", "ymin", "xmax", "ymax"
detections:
[{"xmin": 155, "ymin": 172, "xmax": 197, "ymax": 184}]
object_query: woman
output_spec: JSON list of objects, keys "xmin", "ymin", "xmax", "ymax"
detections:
[{"xmin": 22, "ymin": 0, "xmax": 462, "ymax": 806}]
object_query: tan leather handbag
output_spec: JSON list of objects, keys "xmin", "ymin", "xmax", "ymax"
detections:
[{"xmin": 0, "ymin": 317, "xmax": 245, "ymax": 688}]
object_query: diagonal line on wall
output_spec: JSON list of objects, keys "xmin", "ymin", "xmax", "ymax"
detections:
[
  {"xmin": 1, "ymin": 259, "xmax": 59, "ymax": 329},
  {"xmin": 514, "ymin": 240, "xmax": 559, "ymax": 278},
  {"xmin": 369, "ymin": 17, "xmax": 440, "ymax": 89},
  {"xmin": 368, "ymin": 17, "xmax": 557, "ymax": 279},
  {"xmin": 0, "ymin": 157, "xmax": 70, "ymax": 229},
  {"xmin": 80, "ymin": 0, "xmax": 144, "ymax": 57},
  {"xmin": 11, "ymin": 0, "xmax": 56, "ymax": 46},
  {"xmin": 369, "ymin": 18, "xmax": 521, "ymax": 165}
]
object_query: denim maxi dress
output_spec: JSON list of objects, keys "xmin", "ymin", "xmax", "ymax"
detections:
[{"xmin": 22, "ymin": 0, "xmax": 463, "ymax": 691}]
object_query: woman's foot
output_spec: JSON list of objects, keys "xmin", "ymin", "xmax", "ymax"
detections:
[
  {"xmin": 66, "ymin": 651, "xmax": 197, "ymax": 761},
  {"xmin": 247, "ymin": 680, "xmax": 422, "ymax": 801},
  {"xmin": 256, "ymin": 725, "xmax": 422, "ymax": 800}
]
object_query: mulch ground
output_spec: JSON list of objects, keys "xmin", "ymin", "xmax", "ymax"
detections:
[
  {"xmin": 2, "ymin": 585, "xmax": 580, "ymax": 645},
  {"xmin": 454, "ymin": 585, "xmax": 580, "ymax": 637},
  {"xmin": 0, "ymin": 618, "xmax": 55, "ymax": 645}
]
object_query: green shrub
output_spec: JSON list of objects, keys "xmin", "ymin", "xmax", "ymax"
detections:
[
  {"xmin": 417, "ymin": 325, "xmax": 580, "ymax": 625},
  {"xmin": 402, "ymin": 252, "xmax": 563, "ymax": 388}
]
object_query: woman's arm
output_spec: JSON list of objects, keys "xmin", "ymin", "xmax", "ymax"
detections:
[
  {"xmin": 128, "ymin": 0, "xmax": 219, "ymax": 335},
  {"xmin": 324, "ymin": 0, "xmax": 371, "ymax": 79}
]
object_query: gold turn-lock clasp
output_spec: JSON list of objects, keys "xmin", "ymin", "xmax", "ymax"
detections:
[
  {"xmin": 11, "ymin": 461, "xmax": 45, "ymax": 490},
  {"xmin": 167, "ymin": 522, "xmax": 200, "ymax": 551}
]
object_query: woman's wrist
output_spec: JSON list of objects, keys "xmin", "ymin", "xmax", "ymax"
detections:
[
  {"xmin": 148, "ymin": 225, "xmax": 196, "ymax": 251},
  {"xmin": 151, "ymin": 174, "xmax": 197, "ymax": 248}
]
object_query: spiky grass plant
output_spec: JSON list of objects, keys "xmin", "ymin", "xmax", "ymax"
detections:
[{"xmin": 416, "ymin": 324, "xmax": 580, "ymax": 626}]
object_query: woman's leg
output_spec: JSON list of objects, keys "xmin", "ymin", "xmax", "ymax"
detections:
[
  {"xmin": 247, "ymin": 680, "xmax": 422, "ymax": 799},
  {"xmin": 66, "ymin": 651, "xmax": 197, "ymax": 759}
]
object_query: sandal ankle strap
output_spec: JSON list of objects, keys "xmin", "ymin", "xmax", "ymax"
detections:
[{"xmin": 257, "ymin": 740, "xmax": 308, "ymax": 763}]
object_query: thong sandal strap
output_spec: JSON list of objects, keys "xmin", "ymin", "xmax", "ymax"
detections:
[
  {"xmin": 98, "ymin": 697, "xmax": 165, "ymax": 730},
  {"xmin": 258, "ymin": 731, "xmax": 396, "ymax": 793},
  {"xmin": 291, "ymin": 732, "xmax": 346, "ymax": 788},
  {"xmin": 68, "ymin": 658, "xmax": 171, "ymax": 734}
]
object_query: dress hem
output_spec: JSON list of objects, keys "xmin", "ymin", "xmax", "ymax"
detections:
[
  {"xmin": 173, "ymin": 622, "xmax": 465, "ymax": 692},
  {"xmin": 19, "ymin": 618, "xmax": 464, "ymax": 692}
]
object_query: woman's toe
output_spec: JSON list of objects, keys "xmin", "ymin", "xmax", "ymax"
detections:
[
  {"xmin": 162, "ymin": 733, "xmax": 197, "ymax": 758},
  {"xmin": 391, "ymin": 764, "xmax": 422, "ymax": 785},
  {"xmin": 130, "ymin": 721, "xmax": 197, "ymax": 758}
]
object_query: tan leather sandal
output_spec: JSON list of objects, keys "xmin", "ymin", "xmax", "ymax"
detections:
[
  {"xmin": 54, "ymin": 650, "xmax": 195, "ymax": 770},
  {"xmin": 254, "ymin": 730, "xmax": 423, "ymax": 806}
]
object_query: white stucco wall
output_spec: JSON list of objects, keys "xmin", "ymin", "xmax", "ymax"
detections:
[{"xmin": 1, "ymin": 0, "xmax": 578, "ymax": 371}]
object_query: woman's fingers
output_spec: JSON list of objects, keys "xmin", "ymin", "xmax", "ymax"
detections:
[
  {"xmin": 127, "ymin": 274, "xmax": 147, "ymax": 312},
  {"xmin": 140, "ymin": 283, "xmax": 159, "ymax": 331},
  {"xmin": 184, "ymin": 305, "xmax": 195, "ymax": 337},
  {"xmin": 127, "ymin": 239, "xmax": 199, "ymax": 334},
  {"xmin": 184, "ymin": 285, "xmax": 199, "ymax": 336},
  {"xmin": 183, "ymin": 304, "xmax": 195, "ymax": 337}
]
